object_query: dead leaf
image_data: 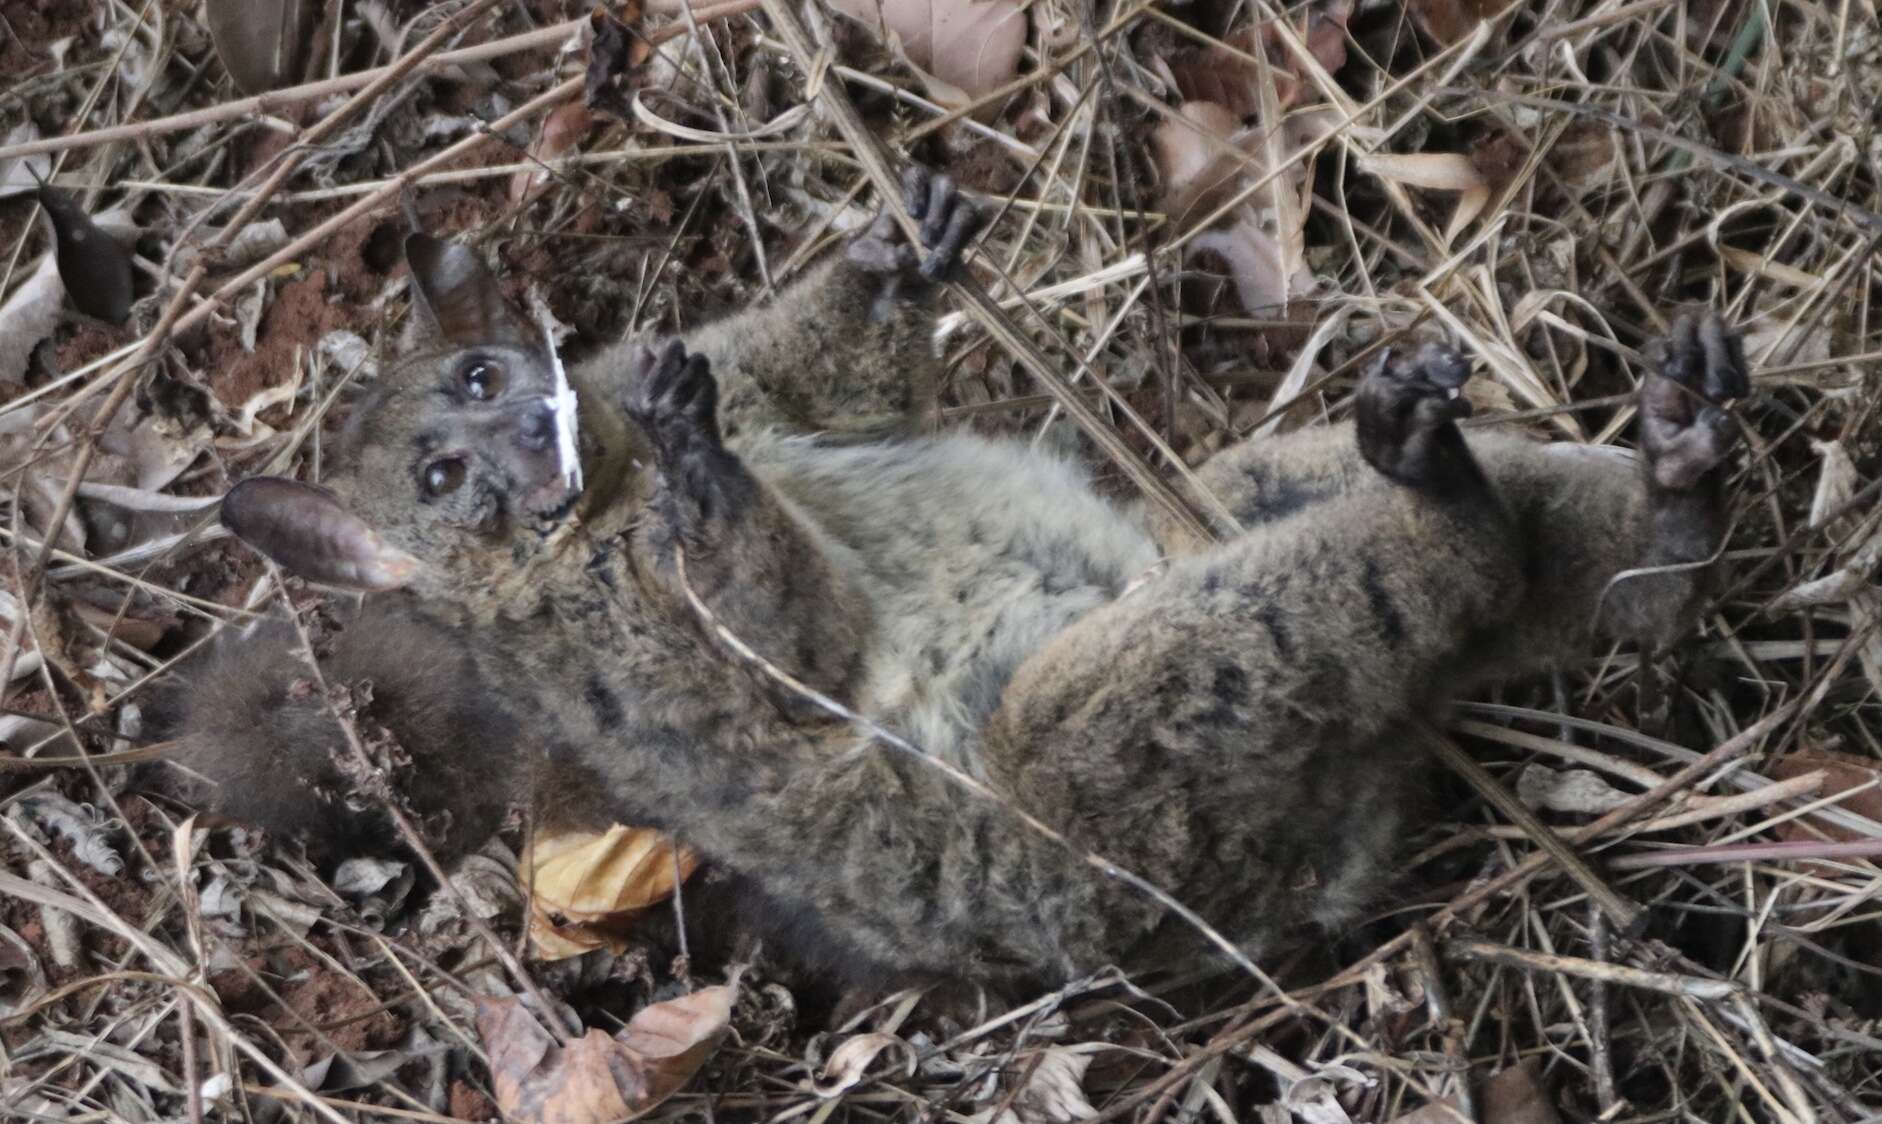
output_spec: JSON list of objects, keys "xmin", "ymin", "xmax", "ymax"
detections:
[
  {"xmin": 34, "ymin": 179, "xmax": 134, "ymax": 324},
  {"xmin": 0, "ymin": 403, "xmax": 107, "ymax": 552},
  {"xmin": 812, "ymin": 1032, "xmax": 915, "ymax": 1096},
  {"xmin": 1517, "ymin": 764, "xmax": 1631, "ymax": 814},
  {"xmin": 1386, "ymin": 1101, "xmax": 1471, "ymax": 1124},
  {"xmin": 1153, "ymin": 102, "xmax": 1252, "ymax": 231},
  {"xmin": 828, "ymin": 0, "xmax": 1027, "ymax": 106},
  {"xmin": 1167, "ymin": 3, "xmax": 1353, "ymax": 119},
  {"xmin": 204, "ymin": 0, "xmax": 316, "ymax": 94},
  {"xmin": 586, "ymin": 5, "xmax": 650, "ymax": 122},
  {"xmin": 69, "ymin": 602, "xmax": 170, "ymax": 652},
  {"xmin": 1479, "ymin": 1060, "xmax": 1561, "ymax": 1124},
  {"xmin": 1189, "ymin": 215, "xmax": 1315, "ymax": 316},
  {"xmin": 1358, "ymin": 152, "xmax": 1490, "ymax": 245},
  {"xmin": 476, "ymin": 985, "xmax": 734, "ymax": 1123},
  {"xmin": 0, "ymin": 255, "xmax": 66, "ymax": 385},
  {"xmin": 1770, "ymin": 752, "xmax": 1882, "ymax": 846},
  {"xmin": 525, "ymin": 824, "xmax": 700, "ymax": 960},
  {"xmin": 0, "ymin": 123, "xmax": 51, "ymax": 200},
  {"xmin": 1547, "ymin": 121, "xmax": 1617, "ymax": 192},
  {"xmin": 0, "ymin": 922, "xmax": 48, "ymax": 1017},
  {"xmin": 1805, "ymin": 438, "xmax": 1862, "ymax": 535},
  {"xmin": 1007, "ymin": 1045, "xmax": 1102, "ymax": 1123},
  {"xmin": 513, "ymin": 103, "xmax": 595, "ymax": 204},
  {"xmin": 1409, "ymin": 0, "xmax": 1504, "ymax": 46},
  {"xmin": 1777, "ymin": 439, "xmax": 1882, "ymax": 695},
  {"xmin": 101, "ymin": 406, "xmax": 209, "ymax": 493},
  {"xmin": 171, "ymin": 219, "xmax": 292, "ymax": 275}
]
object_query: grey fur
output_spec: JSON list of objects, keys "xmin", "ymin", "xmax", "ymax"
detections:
[{"xmin": 175, "ymin": 165, "xmax": 1745, "ymax": 991}]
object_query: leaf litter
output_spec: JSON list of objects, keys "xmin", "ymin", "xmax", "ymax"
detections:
[{"xmin": 1, "ymin": 0, "xmax": 1879, "ymax": 1122}]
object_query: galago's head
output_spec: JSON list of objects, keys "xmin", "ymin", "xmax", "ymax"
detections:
[{"xmin": 219, "ymin": 234, "xmax": 641, "ymax": 603}]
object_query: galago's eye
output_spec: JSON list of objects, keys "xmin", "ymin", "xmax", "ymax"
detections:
[
  {"xmin": 462, "ymin": 360, "xmax": 505, "ymax": 400},
  {"xmin": 422, "ymin": 458, "xmax": 467, "ymax": 497}
]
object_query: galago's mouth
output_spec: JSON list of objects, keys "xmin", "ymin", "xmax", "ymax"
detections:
[{"xmin": 523, "ymin": 475, "xmax": 583, "ymax": 526}]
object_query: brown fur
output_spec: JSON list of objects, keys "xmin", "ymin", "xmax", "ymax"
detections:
[{"xmin": 177, "ymin": 165, "xmax": 1747, "ymax": 992}]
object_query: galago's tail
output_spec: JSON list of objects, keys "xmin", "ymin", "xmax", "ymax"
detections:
[{"xmin": 146, "ymin": 601, "xmax": 522, "ymax": 865}]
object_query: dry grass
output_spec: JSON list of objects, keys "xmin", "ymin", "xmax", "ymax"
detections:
[{"xmin": 1, "ymin": 0, "xmax": 1879, "ymax": 1119}]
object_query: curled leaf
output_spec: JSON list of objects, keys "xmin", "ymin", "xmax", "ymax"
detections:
[
  {"xmin": 1006, "ymin": 1044, "xmax": 1102, "ymax": 1123},
  {"xmin": 1358, "ymin": 152, "xmax": 1490, "ymax": 245},
  {"xmin": 0, "ymin": 255, "xmax": 65, "ymax": 385},
  {"xmin": 512, "ymin": 103, "xmax": 595, "ymax": 204},
  {"xmin": 204, "ymin": 0, "xmax": 316, "ymax": 95},
  {"xmin": 828, "ymin": 0, "xmax": 1027, "ymax": 106},
  {"xmin": 586, "ymin": 4, "xmax": 650, "ymax": 121},
  {"xmin": 812, "ymin": 1033, "xmax": 915, "ymax": 1097},
  {"xmin": 0, "ymin": 123, "xmax": 51, "ymax": 200},
  {"xmin": 526, "ymin": 824, "xmax": 700, "ymax": 960},
  {"xmin": 475, "ymin": 985, "xmax": 735, "ymax": 1122},
  {"xmin": 0, "ymin": 922, "xmax": 49, "ymax": 1017},
  {"xmin": 1167, "ymin": 3, "xmax": 1353, "ymax": 119},
  {"xmin": 34, "ymin": 178, "xmax": 134, "ymax": 324},
  {"xmin": 1152, "ymin": 101, "xmax": 1250, "ymax": 231},
  {"xmin": 1408, "ymin": 0, "xmax": 1502, "ymax": 47},
  {"xmin": 1516, "ymin": 764, "xmax": 1631, "ymax": 814},
  {"xmin": 1770, "ymin": 752, "xmax": 1882, "ymax": 846}
]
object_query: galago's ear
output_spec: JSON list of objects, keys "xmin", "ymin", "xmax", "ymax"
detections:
[
  {"xmin": 404, "ymin": 232, "xmax": 533, "ymax": 347},
  {"xmin": 221, "ymin": 477, "xmax": 420, "ymax": 592}
]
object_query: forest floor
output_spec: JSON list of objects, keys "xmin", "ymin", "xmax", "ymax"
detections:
[{"xmin": 1, "ymin": 0, "xmax": 1879, "ymax": 1120}]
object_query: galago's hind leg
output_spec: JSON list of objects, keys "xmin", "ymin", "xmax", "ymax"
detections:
[
  {"xmin": 690, "ymin": 165, "xmax": 982, "ymax": 440},
  {"xmin": 983, "ymin": 343, "xmax": 1526, "ymax": 963}
]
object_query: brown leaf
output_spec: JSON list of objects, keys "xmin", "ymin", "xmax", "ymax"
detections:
[
  {"xmin": 204, "ymin": 0, "xmax": 316, "ymax": 95},
  {"xmin": 1408, "ymin": 0, "xmax": 1502, "ymax": 46},
  {"xmin": 1167, "ymin": 3, "xmax": 1353, "ymax": 119},
  {"xmin": 1479, "ymin": 1060, "xmax": 1562, "ymax": 1124},
  {"xmin": 476, "ymin": 986, "xmax": 734, "ymax": 1123},
  {"xmin": 827, "ymin": 0, "xmax": 1028, "ymax": 105},
  {"xmin": 33, "ymin": 179, "xmax": 134, "ymax": 325},
  {"xmin": 1152, "ymin": 101, "xmax": 1251, "ymax": 230},
  {"xmin": 525, "ymin": 824, "xmax": 700, "ymax": 960},
  {"xmin": 1770, "ymin": 751, "xmax": 1882, "ymax": 846},
  {"xmin": 1546, "ymin": 121, "xmax": 1618, "ymax": 192},
  {"xmin": 586, "ymin": 4, "xmax": 650, "ymax": 122},
  {"xmin": 512, "ymin": 103, "xmax": 597, "ymax": 205}
]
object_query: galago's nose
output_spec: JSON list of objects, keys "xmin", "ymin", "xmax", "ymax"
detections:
[{"xmin": 516, "ymin": 398, "xmax": 556, "ymax": 452}]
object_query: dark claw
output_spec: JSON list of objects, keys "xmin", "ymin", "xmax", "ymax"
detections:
[
  {"xmin": 1639, "ymin": 310, "xmax": 1746, "ymax": 491},
  {"xmin": 1354, "ymin": 340, "xmax": 1481, "ymax": 490},
  {"xmin": 848, "ymin": 164, "xmax": 983, "ymax": 288},
  {"xmin": 626, "ymin": 339, "xmax": 721, "ymax": 459},
  {"xmin": 920, "ymin": 171, "xmax": 954, "ymax": 248},
  {"xmin": 920, "ymin": 199, "xmax": 984, "ymax": 283}
]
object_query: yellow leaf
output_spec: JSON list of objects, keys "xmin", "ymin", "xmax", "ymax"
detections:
[{"xmin": 525, "ymin": 824, "xmax": 700, "ymax": 960}]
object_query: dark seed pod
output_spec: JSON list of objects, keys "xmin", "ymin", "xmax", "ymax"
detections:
[
  {"xmin": 204, "ymin": 0, "xmax": 315, "ymax": 96},
  {"xmin": 32, "ymin": 173, "xmax": 133, "ymax": 325}
]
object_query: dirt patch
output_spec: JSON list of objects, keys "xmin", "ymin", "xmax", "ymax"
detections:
[
  {"xmin": 0, "ymin": 0, "xmax": 92, "ymax": 79},
  {"xmin": 280, "ymin": 961, "xmax": 407, "ymax": 1052},
  {"xmin": 194, "ymin": 266, "xmax": 350, "ymax": 413},
  {"xmin": 449, "ymin": 1078, "xmax": 498, "ymax": 1120}
]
